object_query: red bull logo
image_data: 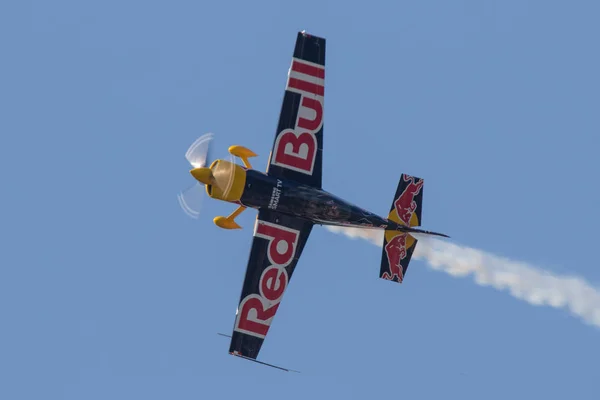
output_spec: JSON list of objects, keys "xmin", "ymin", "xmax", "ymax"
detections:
[
  {"xmin": 383, "ymin": 233, "xmax": 408, "ymax": 282},
  {"xmin": 394, "ymin": 175, "xmax": 424, "ymax": 226},
  {"xmin": 382, "ymin": 174, "xmax": 423, "ymax": 283}
]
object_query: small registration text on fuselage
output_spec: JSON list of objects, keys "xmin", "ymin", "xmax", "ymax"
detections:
[{"xmin": 268, "ymin": 179, "xmax": 283, "ymax": 210}]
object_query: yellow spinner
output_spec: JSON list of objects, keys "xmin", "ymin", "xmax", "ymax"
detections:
[{"xmin": 188, "ymin": 144, "xmax": 257, "ymax": 229}]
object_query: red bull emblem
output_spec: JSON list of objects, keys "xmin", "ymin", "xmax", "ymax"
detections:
[
  {"xmin": 394, "ymin": 175, "xmax": 424, "ymax": 226},
  {"xmin": 383, "ymin": 174, "xmax": 424, "ymax": 283},
  {"xmin": 383, "ymin": 234, "xmax": 408, "ymax": 282}
]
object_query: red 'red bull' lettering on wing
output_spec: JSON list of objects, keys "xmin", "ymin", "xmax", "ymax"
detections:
[
  {"xmin": 266, "ymin": 32, "xmax": 325, "ymax": 189},
  {"xmin": 379, "ymin": 174, "xmax": 424, "ymax": 284},
  {"xmin": 234, "ymin": 221, "xmax": 299, "ymax": 339},
  {"xmin": 271, "ymin": 58, "xmax": 324, "ymax": 176},
  {"xmin": 229, "ymin": 209, "xmax": 313, "ymax": 360}
]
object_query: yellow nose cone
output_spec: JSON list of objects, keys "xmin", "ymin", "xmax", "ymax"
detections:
[{"xmin": 190, "ymin": 167, "xmax": 213, "ymax": 185}]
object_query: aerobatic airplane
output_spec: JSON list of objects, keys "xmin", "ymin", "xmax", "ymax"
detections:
[{"xmin": 178, "ymin": 31, "xmax": 448, "ymax": 371}]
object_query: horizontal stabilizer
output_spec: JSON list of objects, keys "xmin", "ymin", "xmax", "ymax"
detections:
[
  {"xmin": 379, "ymin": 173, "xmax": 424, "ymax": 283},
  {"xmin": 388, "ymin": 173, "xmax": 424, "ymax": 227},
  {"xmin": 379, "ymin": 231, "xmax": 418, "ymax": 283}
]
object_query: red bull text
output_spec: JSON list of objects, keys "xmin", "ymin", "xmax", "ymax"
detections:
[
  {"xmin": 271, "ymin": 58, "xmax": 324, "ymax": 176},
  {"xmin": 234, "ymin": 221, "xmax": 299, "ymax": 338}
]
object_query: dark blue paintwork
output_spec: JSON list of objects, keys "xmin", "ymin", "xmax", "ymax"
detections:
[
  {"xmin": 238, "ymin": 169, "xmax": 446, "ymax": 237},
  {"xmin": 226, "ymin": 30, "xmax": 449, "ymax": 367}
]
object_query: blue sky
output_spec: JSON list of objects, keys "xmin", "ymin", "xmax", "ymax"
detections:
[{"xmin": 2, "ymin": 0, "xmax": 599, "ymax": 398}]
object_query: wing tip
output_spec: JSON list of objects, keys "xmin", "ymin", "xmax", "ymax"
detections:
[
  {"xmin": 298, "ymin": 30, "xmax": 326, "ymax": 42},
  {"xmin": 230, "ymin": 352, "xmax": 300, "ymax": 373}
]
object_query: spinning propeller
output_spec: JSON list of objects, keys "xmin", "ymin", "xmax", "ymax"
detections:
[{"xmin": 177, "ymin": 133, "xmax": 237, "ymax": 219}]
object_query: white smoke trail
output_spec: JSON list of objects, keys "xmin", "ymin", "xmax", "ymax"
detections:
[{"xmin": 326, "ymin": 225, "xmax": 600, "ymax": 329}]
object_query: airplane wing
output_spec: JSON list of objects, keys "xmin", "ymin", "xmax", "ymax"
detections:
[
  {"xmin": 267, "ymin": 31, "xmax": 325, "ymax": 189},
  {"xmin": 229, "ymin": 209, "xmax": 313, "ymax": 360}
]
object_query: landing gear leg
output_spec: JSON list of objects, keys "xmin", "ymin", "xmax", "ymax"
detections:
[
  {"xmin": 228, "ymin": 145, "xmax": 257, "ymax": 169},
  {"xmin": 214, "ymin": 205, "xmax": 246, "ymax": 229}
]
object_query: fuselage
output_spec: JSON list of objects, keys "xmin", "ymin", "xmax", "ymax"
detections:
[
  {"xmin": 197, "ymin": 158, "xmax": 445, "ymax": 236},
  {"xmin": 239, "ymin": 169, "xmax": 390, "ymax": 229}
]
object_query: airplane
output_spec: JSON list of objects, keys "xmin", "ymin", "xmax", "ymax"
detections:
[{"xmin": 178, "ymin": 30, "xmax": 448, "ymax": 371}]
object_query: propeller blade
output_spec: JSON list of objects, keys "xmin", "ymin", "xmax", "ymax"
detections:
[
  {"xmin": 185, "ymin": 133, "xmax": 214, "ymax": 168},
  {"xmin": 177, "ymin": 182, "xmax": 205, "ymax": 219}
]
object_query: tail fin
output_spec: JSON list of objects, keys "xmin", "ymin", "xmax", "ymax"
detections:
[{"xmin": 379, "ymin": 174, "xmax": 424, "ymax": 283}]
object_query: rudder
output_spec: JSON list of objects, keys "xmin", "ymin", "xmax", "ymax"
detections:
[{"xmin": 379, "ymin": 174, "xmax": 424, "ymax": 283}]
